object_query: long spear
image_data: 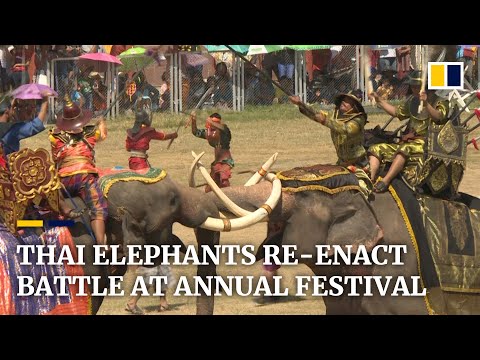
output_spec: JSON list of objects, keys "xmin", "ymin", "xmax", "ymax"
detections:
[
  {"xmin": 451, "ymin": 91, "xmax": 480, "ymax": 125},
  {"xmin": 166, "ymin": 85, "xmax": 215, "ymax": 149},
  {"xmin": 223, "ymin": 45, "xmax": 317, "ymax": 119}
]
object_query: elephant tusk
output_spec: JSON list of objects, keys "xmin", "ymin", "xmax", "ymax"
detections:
[
  {"xmin": 244, "ymin": 152, "xmax": 278, "ymax": 186},
  {"xmin": 200, "ymin": 173, "xmax": 282, "ymax": 231},
  {"xmin": 192, "ymin": 151, "xmax": 252, "ymax": 217},
  {"xmin": 189, "ymin": 151, "xmax": 206, "ymax": 188}
]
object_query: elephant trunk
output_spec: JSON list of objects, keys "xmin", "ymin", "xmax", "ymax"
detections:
[
  {"xmin": 176, "ymin": 186, "xmax": 221, "ymax": 227},
  {"xmin": 176, "ymin": 186, "xmax": 219, "ymax": 315},
  {"xmin": 195, "ymin": 228, "xmax": 219, "ymax": 315}
]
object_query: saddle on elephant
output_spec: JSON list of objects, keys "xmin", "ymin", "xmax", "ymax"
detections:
[
  {"xmin": 97, "ymin": 166, "xmax": 167, "ymax": 198},
  {"xmin": 277, "ymin": 164, "xmax": 363, "ymax": 195}
]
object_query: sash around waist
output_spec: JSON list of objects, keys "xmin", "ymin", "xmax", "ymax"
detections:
[
  {"xmin": 58, "ymin": 156, "xmax": 95, "ymax": 169},
  {"xmin": 129, "ymin": 150, "xmax": 148, "ymax": 158}
]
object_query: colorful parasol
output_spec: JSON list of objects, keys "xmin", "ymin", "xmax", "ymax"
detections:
[
  {"xmin": 203, "ymin": 45, "xmax": 250, "ymax": 54},
  {"xmin": 11, "ymin": 83, "xmax": 57, "ymax": 100},
  {"xmin": 78, "ymin": 52, "xmax": 122, "ymax": 73},
  {"xmin": 118, "ymin": 47, "xmax": 155, "ymax": 72},
  {"xmin": 246, "ymin": 45, "xmax": 285, "ymax": 55}
]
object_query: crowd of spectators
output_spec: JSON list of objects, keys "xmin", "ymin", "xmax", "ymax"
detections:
[{"xmin": 1, "ymin": 45, "xmax": 477, "ymax": 113}]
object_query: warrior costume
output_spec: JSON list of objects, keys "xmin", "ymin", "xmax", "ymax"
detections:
[
  {"xmin": 368, "ymin": 94, "xmax": 449, "ymax": 163},
  {"xmin": 125, "ymin": 109, "xmax": 177, "ymax": 170},
  {"xmin": 192, "ymin": 114, "xmax": 234, "ymax": 191},
  {"xmin": 300, "ymin": 93, "xmax": 372, "ymax": 196},
  {"xmin": 49, "ymin": 99, "xmax": 108, "ymax": 221}
]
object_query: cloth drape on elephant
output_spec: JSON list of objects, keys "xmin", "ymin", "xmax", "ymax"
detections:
[
  {"xmin": 277, "ymin": 164, "xmax": 361, "ymax": 194},
  {"xmin": 387, "ymin": 178, "xmax": 440, "ymax": 289},
  {"xmin": 419, "ymin": 194, "xmax": 480, "ymax": 293},
  {"xmin": 0, "ymin": 225, "xmax": 90, "ymax": 315},
  {"xmin": 98, "ymin": 167, "xmax": 167, "ymax": 198}
]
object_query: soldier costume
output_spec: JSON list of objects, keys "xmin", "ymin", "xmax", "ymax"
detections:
[
  {"xmin": 125, "ymin": 99, "xmax": 177, "ymax": 170},
  {"xmin": 291, "ymin": 93, "xmax": 372, "ymax": 197},
  {"xmin": 191, "ymin": 112, "xmax": 234, "ymax": 192},
  {"xmin": 368, "ymin": 71, "xmax": 449, "ymax": 192},
  {"xmin": 49, "ymin": 96, "xmax": 108, "ymax": 244}
]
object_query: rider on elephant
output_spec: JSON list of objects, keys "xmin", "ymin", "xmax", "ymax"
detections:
[
  {"xmin": 0, "ymin": 95, "xmax": 79, "ymax": 218},
  {"xmin": 368, "ymin": 70, "xmax": 449, "ymax": 192},
  {"xmin": 49, "ymin": 95, "xmax": 108, "ymax": 245},
  {"xmin": 0, "ymin": 94, "xmax": 49, "ymax": 160},
  {"xmin": 289, "ymin": 93, "xmax": 372, "ymax": 197},
  {"xmin": 125, "ymin": 98, "xmax": 178, "ymax": 171},
  {"xmin": 191, "ymin": 112, "xmax": 234, "ymax": 192}
]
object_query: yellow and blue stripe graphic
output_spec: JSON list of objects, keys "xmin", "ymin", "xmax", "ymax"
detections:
[
  {"xmin": 428, "ymin": 62, "xmax": 464, "ymax": 89},
  {"xmin": 17, "ymin": 220, "xmax": 75, "ymax": 228}
]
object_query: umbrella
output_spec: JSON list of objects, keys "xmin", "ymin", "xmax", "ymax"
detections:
[
  {"xmin": 11, "ymin": 83, "xmax": 57, "ymax": 100},
  {"xmin": 78, "ymin": 53, "xmax": 122, "ymax": 73},
  {"xmin": 246, "ymin": 45, "xmax": 285, "ymax": 55},
  {"xmin": 136, "ymin": 45, "xmax": 168, "ymax": 60},
  {"xmin": 184, "ymin": 53, "xmax": 211, "ymax": 67},
  {"xmin": 203, "ymin": 45, "xmax": 250, "ymax": 54},
  {"xmin": 369, "ymin": 45, "xmax": 402, "ymax": 50},
  {"xmin": 118, "ymin": 47, "xmax": 155, "ymax": 72},
  {"xmin": 284, "ymin": 45, "xmax": 331, "ymax": 51}
]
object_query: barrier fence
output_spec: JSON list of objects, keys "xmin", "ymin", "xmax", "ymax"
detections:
[{"xmin": 9, "ymin": 45, "xmax": 478, "ymax": 121}]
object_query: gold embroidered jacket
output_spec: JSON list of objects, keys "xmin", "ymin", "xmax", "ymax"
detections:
[
  {"xmin": 396, "ymin": 95, "xmax": 449, "ymax": 136},
  {"xmin": 322, "ymin": 109, "xmax": 368, "ymax": 166}
]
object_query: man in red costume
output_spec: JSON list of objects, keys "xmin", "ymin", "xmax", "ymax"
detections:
[
  {"xmin": 49, "ymin": 95, "xmax": 108, "ymax": 245},
  {"xmin": 191, "ymin": 112, "xmax": 234, "ymax": 192},
  {"xmin": 125, "ymin": 99, "xmax": 177, "ymax": 171}
]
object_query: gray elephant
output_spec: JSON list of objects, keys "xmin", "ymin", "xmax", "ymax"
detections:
[
  {"xmin": 190, "ymin": 152, "xmax": 478, "ymax": 315},
  {"xmin": 68, "ymin": 174, "xmax": 222, "ymax": 315}
]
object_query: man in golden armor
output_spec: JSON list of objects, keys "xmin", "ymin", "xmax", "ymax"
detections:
[
  {"xmin": 290, "ymin": 92, "xmax": 372, "ymax": 196},
  {"xmin": 368, "ymin": 70, "xmax": 449, "ymax": 192}
]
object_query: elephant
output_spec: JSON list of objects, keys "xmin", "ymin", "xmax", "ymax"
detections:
[
  {"xmin": 66, "ymin": 174, "xmax": 223, "ymax": 315},
  {"xmin": 0, "ymin": 172, "xmax": 223, "ymax": 315},
  {"xmin": 189, "ymin": 152, "xmax": 479, "ymax": 315}
]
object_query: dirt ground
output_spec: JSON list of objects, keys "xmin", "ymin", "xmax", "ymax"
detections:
[{"xmin": 23, "ymin": 106, "xmax": 480, "ymax": 315}]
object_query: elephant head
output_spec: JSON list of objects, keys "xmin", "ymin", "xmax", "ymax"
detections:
[
  {"xmin": 73, "ymin": 175, "xmax": 225, "ymax": 315},
  {"xmin": 104, "ymin": 177, "xmax": 221, "ymax": 314},
  {"xmin": 190, "ymin": 152, "xmax": 384, "ymax": 269}
]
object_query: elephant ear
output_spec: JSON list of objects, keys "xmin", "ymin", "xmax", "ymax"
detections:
[{"xmin": 326, "ymin": 192, "xmax": 383, "ymax": 253}]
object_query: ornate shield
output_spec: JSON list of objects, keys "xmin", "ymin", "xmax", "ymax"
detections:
[
  {"xmin": 418, "ymin": 120, "xmax": 468, "ymax": 197},
  {"xmin": 0, "ymin": 148, "xmax": 61, "ymax": 234},
  {"xmin": 427, "ymin": 120, "xmax": 468, "ymax": 165}
]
